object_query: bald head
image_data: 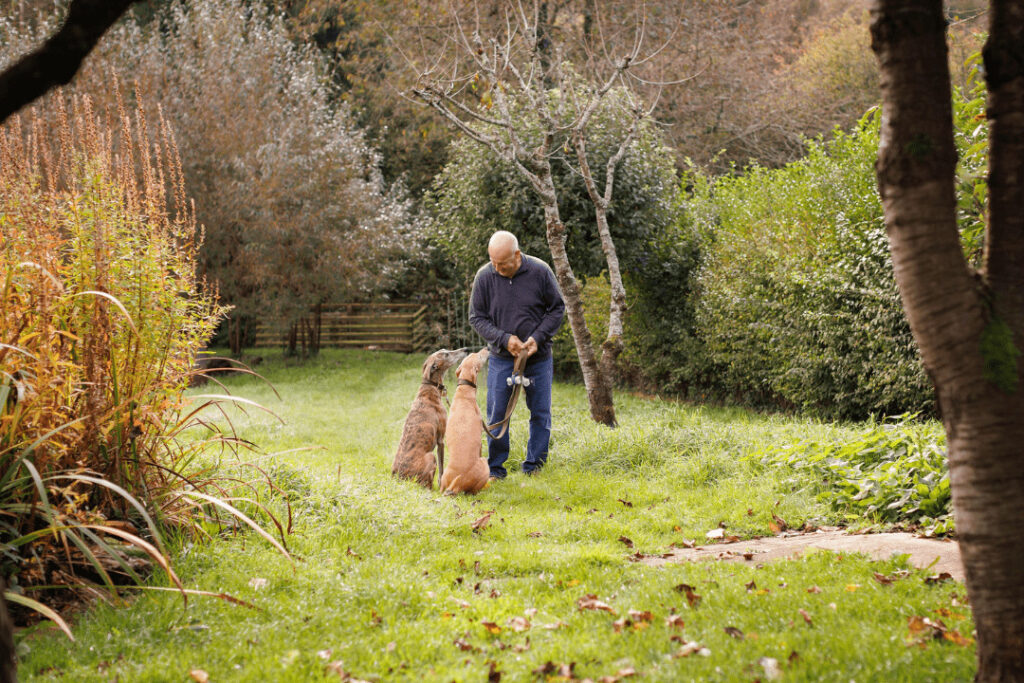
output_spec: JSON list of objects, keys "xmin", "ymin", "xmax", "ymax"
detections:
[{"xmin": 488, "ymin": 231, "xmax": 522, "ymax": 278}]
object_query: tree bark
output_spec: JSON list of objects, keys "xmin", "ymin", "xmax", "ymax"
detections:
[
  {"xmin": 537, "ymin": 171, "xmax": 617, "ymax": 427},
  {"xmin": 870, "ymin": 1, "xmax": 1024, "ymax": 679},
  {"xmin": 0, "ymin": 0, "xmax": 140, "ymax": 124}
]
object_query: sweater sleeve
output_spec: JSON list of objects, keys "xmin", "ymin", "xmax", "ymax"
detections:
[
  {"xmin": 469, "ymin": 270, "xmax": 510, "ymax": 350},
  {"xmin": 527, "ymin": 265, "xmax": 565, "ymax": 346}
]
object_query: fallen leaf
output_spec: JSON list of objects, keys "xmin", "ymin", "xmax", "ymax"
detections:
[
  {"xmin": 577, "ymin": 594, "xmax": 616, "ymax": 614},
  {"xmin": 672, "ymin": 641, "xmax": 710, "ymax": 658},
  {"xmin": 788, "ymin": 650, "xmax": 800, "ymax": 664},
  {"xmin": 488, "ymin": 589, "xmax": 501, "ymax": 599},
  {"xmin": 453, "ymin": 637, "xmax": 476, "ymax": 652},
  {"xmin": 845, "ymin": 584, "xmax": 860, "ymax": 592},
  {"xmin": 325, "ymin": 661, "xmax": 346, "ymax": 678},
  {"xmin": 671, "ymin": 538, "xmax": 696, "ymax": 549},
  {"xmin": 758, "ymin": 656, "xmax": 782, "ymax": 680},
  {"xmin": 618, "ymin": 536, "xmax": 634, "ymax": 548},
  {"xmin": 386, "ymin": 641, "xmax": 396, "ymax": 652},
  {"xmin": 316, "ymin": 649, "xmax": 333, "ymax": 660},
  {"xmin": 369, "ymin": 610, "xmax": 382, "ymax": 626},
  {"xmin": 924, "ymin": 572, "xmax": 953, "ymax": 585},
  {"xmin": 772, "ymin": 514, "xmax": 789, "ymax": 532},
  {"xmin": 873, "ymin": 572, "xmax": 894, "ymax": 586},
  {"xmin": 612, "ymin": 617, "xmax": 630, "ymax": 633},
  {"xmin": 943, "ymin": 630, "xmax": 975, "ymax": 647},
  {"xmin": 768, "ymin": 521, "xmax": 781, "ymax": 534},
  {"xmin": 799, "ymin": 608, "xmax": 813, "ymax": 625},
  {"xmin": 806, "ymin": 585, "xmax": 823, "ymax": 594},
  {"xmin": 533, "ymin": 661, "xmax": 575, "ymax": 677},
  {"xmin": 724, "ymin": 626, "xmax": 744, "ymax": 639},
  {"xmin": 472, "ymin": 512, "xmax": 493, "ymax": 532},
  {"xmin": 674, "ymin": 583, "xmax": 702, "ymax": 607},
  {"xmin": 541, "ymin": 621, "xmax": 568, "ymax": 630},
  {"xmin": 248, "ymin": 577, "xmax": 268, "ymax": 590},
  {"xmin": 346, "ymin": 546, "xmax": 361, "ymax": 559},
  {"xmin": 745, "ymin": 580, "xmax": 757, "ymax": 592},
  {"xmin": 627, "ymin": 610, "xmax": 654, "ymax": 623},
  {"xmin": 507, "ymin": 616, "xmax": 531, "ymax": 632},
  {"xmin": 742, "ymin": 552, "xmax": 754, "ymax": 561},
  {"xmin": 747, "ymin": 508, "xmax": 755, "ymax": 516},
  {"xmin": 673, "ymin": 525, "xmax": 682, "ymax": 532},
  {"xmin": 487, "ymin": 660, "xmax": 502, "ymax": 683},
  {"xmin": 481, "ymin": 621, "xmax": 501, "ymax": 635},
  {"xmin": 665, "ymin": 614, "xmax": 685, "ymax": 629},
  {"xmin": 566, "ymin": 579, "xmax": 580, "ymax": 587},
  {"xmin": 528, "ymin": 531, "xmax": 543, "ymax": 537},
  {"xmin": 705, "ymin": 528, "xmax": 725, "ymax": 540},
  {"xmin": 189, "ymin": 670, "xmax": 209, "ymax": 683},
  {"xmin": 617, "ymin": 498, "xmax": 634, "ymax": 508}
]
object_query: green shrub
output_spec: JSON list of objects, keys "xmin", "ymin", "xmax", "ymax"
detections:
[
  {"xmin": 0, "ymin": 94, "xmax": 289, "ymax": 630},
  {"xmin": 752, "ymin": 416, "xmax": 952, "ymax": 535},
  {"xmin": 649, "ymin": 65, "xmax": 989, "ymax": 418}
]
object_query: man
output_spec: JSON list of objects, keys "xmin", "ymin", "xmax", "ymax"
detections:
[{"xmin": 469, "ymin": 231, "xmax": 565, "ymax": 478}]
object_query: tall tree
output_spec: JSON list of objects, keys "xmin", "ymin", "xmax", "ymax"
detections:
[
  {"xmin": 870, "ymin": 0, "xmax": 1024, "ymax": 679},
  {"xmin": 407, "ymin": 1, "xmax": 681, "ymax": 426}
]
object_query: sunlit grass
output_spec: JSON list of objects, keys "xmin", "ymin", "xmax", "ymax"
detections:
[{"xmin": 17, "ymin": 350, "xmax": 975, "ymax": 682}]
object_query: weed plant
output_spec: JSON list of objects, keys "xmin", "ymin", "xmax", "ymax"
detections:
[
  {"xmin": 15, "ymin": 351, "xmax": 976, "ymax": 681},
  {"xmin": 0, "ymin": 93, "xmax": 287, "ymax": 633},
  {"xmin": 752, "ymin": 416, "xmax": 952, "ymax": 535}
]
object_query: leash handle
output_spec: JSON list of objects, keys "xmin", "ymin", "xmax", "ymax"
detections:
[{"xmin": 482, "ymin": 352, "xmax": 528, "ymax": 440}]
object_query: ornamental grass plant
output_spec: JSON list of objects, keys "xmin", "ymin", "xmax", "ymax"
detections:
[{"xmin": 0, "ymin": 92, "xmax": 289, "ymax": 635}]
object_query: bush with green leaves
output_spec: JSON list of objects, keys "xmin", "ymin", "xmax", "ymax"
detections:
[
  {"xmin": 426, "ymin": 87, "xmax": 680, "ymax": 286},
  {"xmin": 752, "ymin": 416, "xmax": 953, "ymax": 535},
  {"xmin": 659, "ymin": 68, "xmax": 989, "ymax": 418}
]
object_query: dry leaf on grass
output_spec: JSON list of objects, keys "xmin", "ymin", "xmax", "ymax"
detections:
[
  {"xmin": 189, "ymin": 670, "xmax": 209, "ymax": 683},
  {"xmin": 471, "ymin": 512, "xmax": 493, "ymax": 532},
  {"xmin": 577, "ymin": 594, "xmax": 616, "ymax": 614}
]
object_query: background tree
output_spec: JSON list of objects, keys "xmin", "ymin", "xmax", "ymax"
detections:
[
  {"xmin": 57, "ymin": 0, "xmax": 419, "ymax": 355},
  {"xmin": 408, "ymin": 2, "xmax": 683, "ymax": 426},
  {"xmin": 870, "ymin": 0, "xmax": 1024, "ymax": 679}
]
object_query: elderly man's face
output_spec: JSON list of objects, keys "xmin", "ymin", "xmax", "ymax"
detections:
[{"xmin": 489, "ymin": 243, "xmax": 522, "ymax": 278}]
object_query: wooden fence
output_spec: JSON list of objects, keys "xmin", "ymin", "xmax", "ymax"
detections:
[{"xmin": 253, "ymin": 303, "xmax": 430, "ymax": 353}]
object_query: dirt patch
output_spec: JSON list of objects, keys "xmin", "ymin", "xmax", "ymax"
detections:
[{"xmin": 643, "ymin": 530, "xmax": 964, "ymax": 581}]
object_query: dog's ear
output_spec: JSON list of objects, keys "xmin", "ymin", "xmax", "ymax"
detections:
[{"xmin": 421, "ymin": 355, "xmax": 434, "ymax": 380}]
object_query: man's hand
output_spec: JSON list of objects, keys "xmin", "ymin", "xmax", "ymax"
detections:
[
  {"xmin": 523, "ymin": 336, "xmax": 538, "ymax": 357},
  {"xmin": 506, "ymin": 335, "xmax": 525, "ymax": 355}
]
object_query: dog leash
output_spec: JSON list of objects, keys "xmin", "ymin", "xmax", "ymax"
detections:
[{"xmin": 482, "ymin": 351, "xmax": 529, "ymax": 440}]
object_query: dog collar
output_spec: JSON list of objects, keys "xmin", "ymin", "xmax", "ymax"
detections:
[
  {"xmin": 422, "ymin": 379, "xmax": 446, "ymax": 394},
  {"xmin": 458, "ymin": 379, "xmax": 477, "ymax": 388}
]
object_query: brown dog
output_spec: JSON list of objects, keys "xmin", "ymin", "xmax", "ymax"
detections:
[
  {"xmin": 441, "ymin": 348, "xmax": 491, "ymax": 495},
  {"xmin": 392, "ymin": 348, "xmax": 468, "ymax": 488}
]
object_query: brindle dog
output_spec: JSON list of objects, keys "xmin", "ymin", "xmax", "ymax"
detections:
[{"xmin": 392, "ymin": 348, "xmax": 468, "ymax": 488}]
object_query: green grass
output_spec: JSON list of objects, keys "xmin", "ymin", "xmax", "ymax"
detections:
[{"xmin": 18, "ymin": 350, "xmax": 976, "ymax": 681}]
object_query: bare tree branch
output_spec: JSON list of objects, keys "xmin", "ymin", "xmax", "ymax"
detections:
[{"xmin": 0, "ymin": 0, "xmax": 140, "ymax": 124}]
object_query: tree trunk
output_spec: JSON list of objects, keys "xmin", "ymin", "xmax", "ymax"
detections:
[
  {"xmin": 593, "ymin": 202, "xmax": 627, "ymax": 388},
  {"xmin": 870, "ymin": 1, "xmax": 1024, "ymax": 679},
  {"xmin": 537, "ymin": 173, "xmax": 617, "ymax": 427},
  {"xmin": 286, "ymin": 321, "xmax": 297, "ymax": 357},
  {"xmin": 229, "ymin": 317, "xmax": 242, "ymax": 356}
]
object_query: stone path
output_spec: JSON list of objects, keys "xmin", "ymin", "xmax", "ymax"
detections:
[{"xmin": 643, "ymin": 529, "xmax": 965, "ymax": 581}]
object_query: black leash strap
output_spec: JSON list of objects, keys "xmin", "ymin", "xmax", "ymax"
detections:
[{"xmin": 482, "ymin": 352, "xmax": 528, "ymax": 440}]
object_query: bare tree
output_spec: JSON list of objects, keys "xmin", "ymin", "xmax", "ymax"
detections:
[
  {"xmin": 870, "ymin": 0, "xmax": 1024, "ymax": 679},
  {"xmin": 404, "ymin": 0, "xmax": 679, "ymax": 426}
]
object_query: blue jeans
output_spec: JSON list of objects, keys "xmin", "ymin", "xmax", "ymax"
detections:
[{"xmin": 486, "ymin": 355, "xmax": 552, "ymax": 478}]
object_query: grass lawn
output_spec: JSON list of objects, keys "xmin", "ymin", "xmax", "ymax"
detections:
[{"xmin": 18, "ymin": 350, "xmax": 976, "ymax": 681}]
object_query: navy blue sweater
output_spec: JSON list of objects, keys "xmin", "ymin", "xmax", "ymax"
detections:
[{"xmin": 469, "ymin": 254, "xmax": 566, "ymax": 363}]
